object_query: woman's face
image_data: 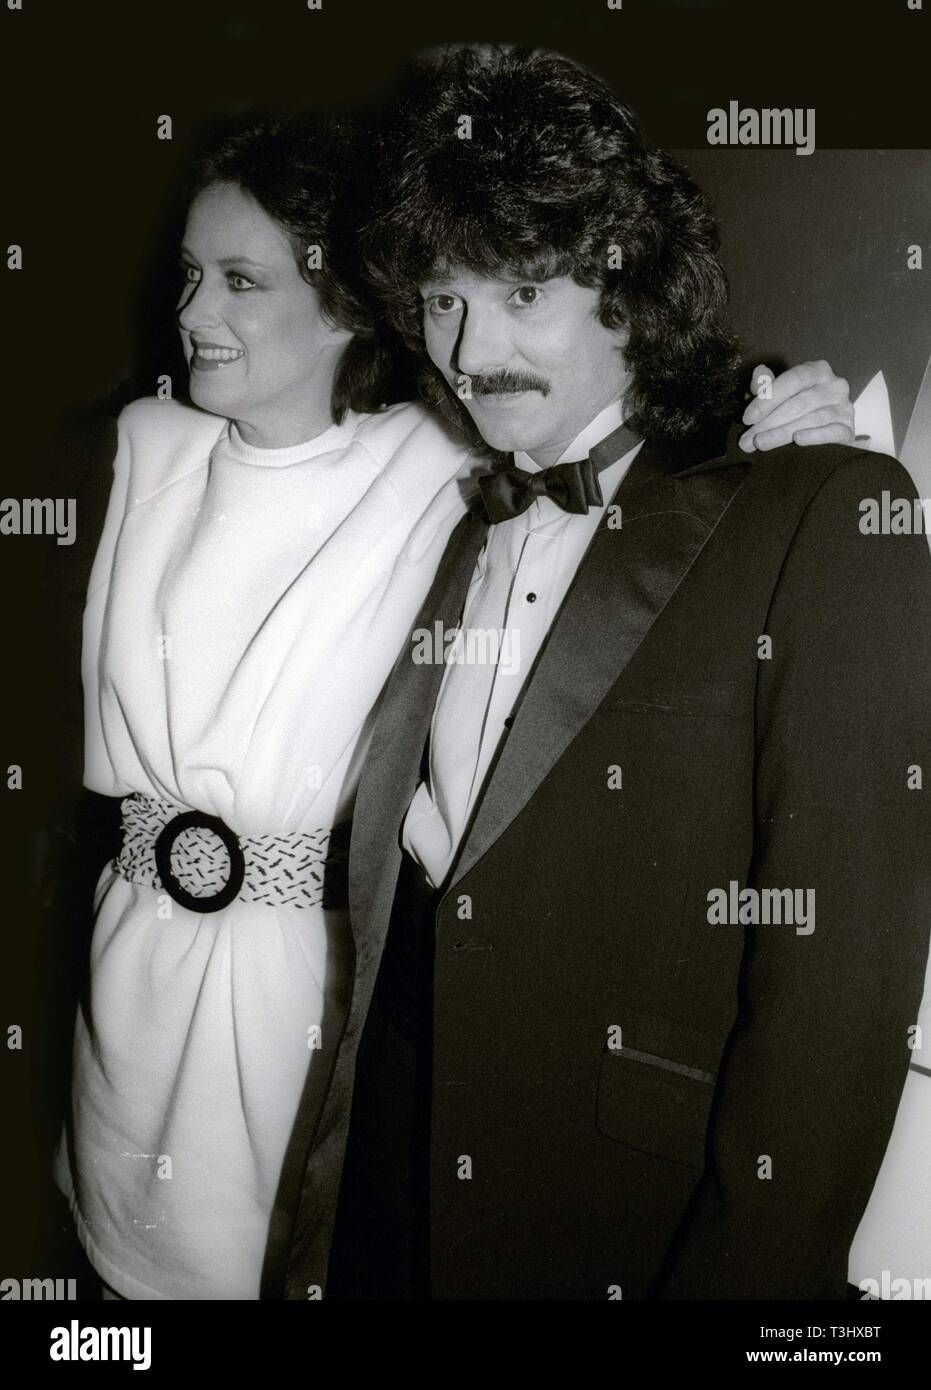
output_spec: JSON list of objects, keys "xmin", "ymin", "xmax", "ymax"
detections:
[{"xmin": 177, "ymin": 180, "xmax": 351, "ymax": 446}]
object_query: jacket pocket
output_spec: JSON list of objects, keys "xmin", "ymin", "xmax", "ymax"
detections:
[{"xmin": 595, "ymin": 1044, "xmax": 716, "ymax": 1171}]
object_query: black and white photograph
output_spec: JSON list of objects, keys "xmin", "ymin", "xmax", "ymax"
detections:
[{"xmin": 2, "ymin": 0, "xmax": 930, "ymax": 1367}]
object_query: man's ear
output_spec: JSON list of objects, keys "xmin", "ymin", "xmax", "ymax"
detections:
[
  {"xmin": 611, "ymin": 323, "xmax": 631, "ymax": 352},
  {"xmin": 613, "ymin": 329, "xmax": 634, "ymax": 401}
]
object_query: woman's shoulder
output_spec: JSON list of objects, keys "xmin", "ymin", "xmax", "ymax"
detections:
[
  {"xmin": 111, "ymin": 398, "xmax": 229, "ymax": 505},
  {"xmin": 350, "ymin": 399, "xmax": 472, "ymax": 474},
  {"xmin": 116, "ymin": 396, "xmax": 229, "ymax": 452},
  {"xmin": 346, "ymin": 402, "xmax": 487, "ymax": 565}
]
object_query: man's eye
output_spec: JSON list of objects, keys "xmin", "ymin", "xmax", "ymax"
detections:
[
  {"xmin": 227, "ymin": 272, "xmax": 257, "ymax": 291},
  {"xmin": 426, "ymin": 293, "xmax": 462, "ymax": 315},
  {"xmin": 509, "ymin": 286, "xmax": 541, "ymax": 307},
  {"xmin": 181, "ymin": 264, "xmax": 201, "ymax": 284}
]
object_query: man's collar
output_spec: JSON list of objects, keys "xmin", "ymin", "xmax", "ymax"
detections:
[
  {"xmin": 589, "ymin": 419, "xmax": 644, "ymax": 474},
  {"xmin": 670, "ymin": 421, "xmax": 748, "ymax": 476},
  {"xmin": 507, "ymin": 411, "xmax": 745, "ymax": 484}
]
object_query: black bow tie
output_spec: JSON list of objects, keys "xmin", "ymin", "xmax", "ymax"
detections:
[{"xmin": 477, "ymin": 421, "xmax": 642, "ymax": 525}]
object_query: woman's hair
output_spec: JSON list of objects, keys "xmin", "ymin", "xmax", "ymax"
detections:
[
  {"xmin": 186, "ymin": 109, "xmax": 416, "ymax": 422},
  {"xmin": 362, "ymin": 45, "xmax": 743, "ymax": 442}
]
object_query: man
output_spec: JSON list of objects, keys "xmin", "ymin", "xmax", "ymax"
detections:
[{"xmin": 283, "ymin": 46, "xmax": 931, "ymax": 1300}]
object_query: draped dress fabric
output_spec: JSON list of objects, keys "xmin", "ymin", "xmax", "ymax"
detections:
[
  {"xmin": 848, "ymin": 961, "xmax": 931, "ymax": 1295},
  {"xmin": 52, "ymin": 396, "xmax": 473, "ymax": 1299}
]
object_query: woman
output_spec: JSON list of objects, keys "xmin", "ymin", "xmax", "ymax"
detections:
[
  {"xmin": 52, "ymin": 108, "xmax": 853, "ymax": 1300},
  {"xmin": 51, "ymin": 111, "xmax": 482, "ymax": 1301}
]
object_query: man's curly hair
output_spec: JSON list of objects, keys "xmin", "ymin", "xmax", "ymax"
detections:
[{"xmin": 362, "ymin": 44, "xmax": 743, "ymax": 443}]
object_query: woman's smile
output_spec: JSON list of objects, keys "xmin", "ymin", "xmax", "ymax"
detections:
[{"xmin": 190, "ymin": 338, "xmax": 246, "ymax": 371}]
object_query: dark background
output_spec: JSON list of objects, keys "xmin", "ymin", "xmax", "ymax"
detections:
[{"xmin": 1, "ymin": 0, "xmax": 929, "ymax": 1288}]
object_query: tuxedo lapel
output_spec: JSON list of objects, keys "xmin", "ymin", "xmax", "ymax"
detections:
[
  {"xmin": 348, "ymin": 507, "xmax": 488, "ymax": 952},
  {"xmin": 446, "ymin": 429, "xmax": 750, "ymax": 891}
]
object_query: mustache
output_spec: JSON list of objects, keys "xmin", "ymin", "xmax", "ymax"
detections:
[{"xmin": 467, "ymin": 369, "xmax": 551, "ymax": 397}]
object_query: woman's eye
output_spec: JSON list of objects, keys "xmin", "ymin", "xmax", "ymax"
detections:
[
  {"xmin": 181, "ymin": 264, "xmax": 201, "ymax": 284},
  {"xmin": 227, "ymin": 272, "xmax": 257, "ymax": 291},
  {"xmin": 510, "ymin": 285, "xmax": 541, "ymax": 307},
  {"xmin": 426, "ymin": 293, "xmax": 462, "ymax": 315}
]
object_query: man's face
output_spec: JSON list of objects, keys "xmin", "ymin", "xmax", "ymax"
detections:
[{"xmin": 420, "ymin": 267, "xmax": 631, "ymax": 465}]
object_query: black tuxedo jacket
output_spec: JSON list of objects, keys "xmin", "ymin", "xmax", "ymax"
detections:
[{"xmin": 284, "ymin": 425, "xmax": 931, "ymax": 1300}]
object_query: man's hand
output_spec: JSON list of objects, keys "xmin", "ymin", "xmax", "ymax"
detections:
[{"xmin": 739, "ymin": 360, "xmax": 855, "ymax": 452}]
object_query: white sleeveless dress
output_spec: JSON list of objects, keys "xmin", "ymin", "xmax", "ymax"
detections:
[{"xmin": 52, "ymin": 396, "xmax": 473, "ymax": 1299}]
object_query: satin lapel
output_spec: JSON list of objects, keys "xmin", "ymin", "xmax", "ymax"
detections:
[
  {"xmin": 446, "ymin": 433, "xmax": 750, "ymax": 892},
  {"xmin": 348, "ymin": 507, "xmax": 488, "ymax": 951}
]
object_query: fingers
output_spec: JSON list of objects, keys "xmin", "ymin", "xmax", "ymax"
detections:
[
  {"xmin": 743, "ymin": 364, "xmax": 776, "ymax": 422},
  {"xmin": 746, "ymin": 387, "xmax": 854, "ymax": 434},
  {"xmin": 743, "ymin": 360, "xmax": 847, "ymax": 425},
  {"xmin": 747, "ymin": 363, "xmax": 775, "ymax": 402},
  {"xmin": 789, "ymin": 422, "xmax": 858, "ymax": 447},
  {"xmin": 743, "ymin": 410, "xmax": 857, "ymax": 452}
]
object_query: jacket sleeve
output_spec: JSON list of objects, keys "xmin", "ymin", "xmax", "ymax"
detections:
[{"xmin": 654, "ymin": 451, "xmax": 931, "ymax": 1299}]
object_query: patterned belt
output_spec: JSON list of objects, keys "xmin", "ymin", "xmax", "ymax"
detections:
[{"xmin": 114, "ymin": 793, "xmax": 350, "ymax": 912}]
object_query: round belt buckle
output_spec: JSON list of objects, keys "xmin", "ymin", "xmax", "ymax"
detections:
[{"xmin": 154, "ymin": 811, "xmax": 246, "ymax": 914}]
